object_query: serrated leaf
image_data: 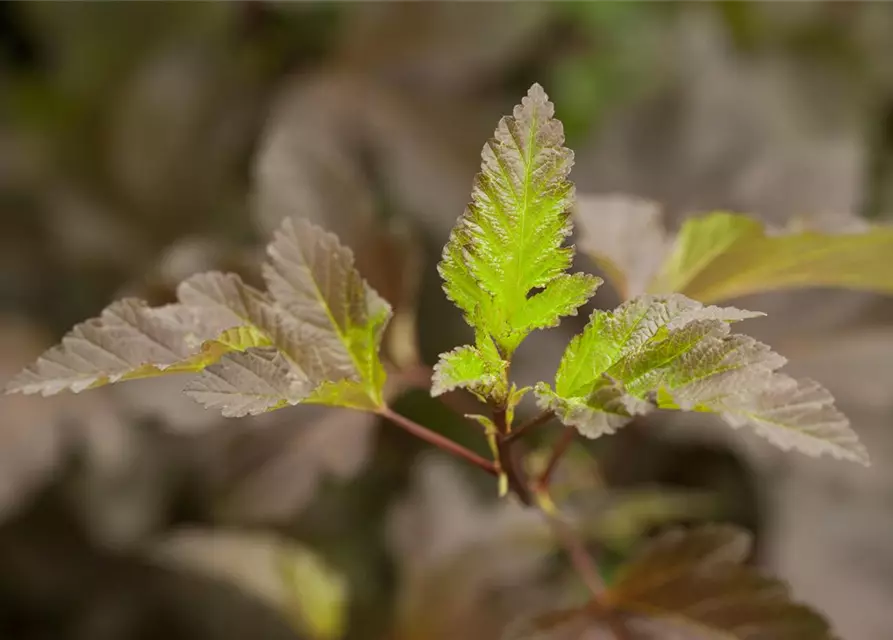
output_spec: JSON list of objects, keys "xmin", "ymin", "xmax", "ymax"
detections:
[
  {"xmin": 712, "ymin": 376, "xmax": 869, "ymax": 466},
  {"xmin": 5, "ymin": 299, "xmax": 236, "ymax": 396},
  {"xmin": 551, "ymin": 295, "xmax": 761, "ymax": 401},
  {"xmin": 431, "ymin": 345, "xmax": 504, "ymax": 399},
  {"xmin": 438, "ymin": 83, "xmax": 597, "ymax": 365},
  {"xmin": 650, "ymin": 211, "xmax": 893, "ymax": 303},
  {"xmin": 7, "ymin": 219, "xmax": 394, "ymax": 415},
  {"xmin": 512, "ymin": 273, "xmax": 603, "ymax": 334},
  {"xmin": 653, "ymin": 339, "xmax": 868, "ymax": 465},
  {"xmin": 537, "ymin": 294, "xmax": 866, "ymax": 464},
  {"xmin": 184, "ymin": 347, "xmax": 312, "ymax": 418},
  {"xmin": 603, "ymin": 525, "xmax": 836, "ymax": 639},
  {"xmin": 265, "ymin": 218, "xmax": 392, "ymax": 408}
]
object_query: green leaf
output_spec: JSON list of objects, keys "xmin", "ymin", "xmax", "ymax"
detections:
[
  {"xmin": 431, "ymin": 345, "xmax": 505, "ymax": 399},
  {"xmin": 438, "ymin": 83, "xmax": 597, "ymax": 362},
  {"xmin": 576, "ymin": 198, "xmax": 893, "ymax": 304},
  {"xmin": 652, "ymin": 211, "xmax": 893, "ymax": 303},
  {"xmin": 151, "ymin": 528, "xmax": 348, "ymax": 640},
  {"xmin": 7, "ymin": 219, "xmax": 393, "ymax": 415},
  {"xmin": 536, "ymin": 294, "xmax": 867, "ymax": 464},
  {"xmin": 603, "ymin": 525, "xmax": 836, "ymax": 639},
  {"xmin": 511, "ymin": 273, "xmax": 603, "ymax": 335}
]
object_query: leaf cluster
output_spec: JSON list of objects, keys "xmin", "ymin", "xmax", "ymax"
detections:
[
  {"xmin": 7, "ymin": 219, "xmax": 392, "ymax": 415},
  {"xmin": 5, "ymin": 82, "xmax": 878, "ymax": 640}
]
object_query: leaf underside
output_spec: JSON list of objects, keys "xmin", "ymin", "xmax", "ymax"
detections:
[
  {"xmin": 6, "ymin": 218, "xmax": 392, "ymax": 416},
  {"xmin": 434, "ymin": 83, "xmax": 600, "ymax": 400},
  {"xmin": 536, "ymin": 293, "xmax": 867, "ymax": 465}
]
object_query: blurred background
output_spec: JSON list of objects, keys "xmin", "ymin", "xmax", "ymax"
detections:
[{"xmin": 2, "ymin": 2, "xmax": 893, "ymax": 639}]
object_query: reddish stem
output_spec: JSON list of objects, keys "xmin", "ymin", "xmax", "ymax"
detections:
[
  {"xmin": 493, "ymin": 407, "xmax": 534, "ymax": 505},
  {"xmin": 535, "ymin": 428, "xmax": 576, "ymax": 492},
  {"xmin": 505, "ymin": 409, "xmax": 554, "ymax": 443},
  {"xmin": 378, "ymin": 407, "xmax": 498, "ymax": 476}
]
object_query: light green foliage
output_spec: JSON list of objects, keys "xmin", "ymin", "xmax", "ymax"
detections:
[
  {"xmin": 536, "ymin": 294, "xmax": 868, "ymax": 464},
  {"xmin": 279, "ymin": 544, "xmax": 349, "ymax": 640},
  {"xmin": 431, "ymin": 345, "xmax": 505, "ymax": 400},
  {"xmin": 576, "ymin": 194, "xmax": 893, "ymax": 303},
  {"xmin": 435, "ymin": 83, "xmax": 600, "ymax": 400},
  {"xmin": 152, "ymin": 528, "xmax": 348, "ymax": 640},
  {"xmin": 6, "ymin": 83, "xmax": 871, "ymax": 471},
  {"xmin": 6, "ymin": 218, "xmax": 392, "ymax": 415},
  {"xmin": 651, "ymin": 211, "xmax": 893, "ymax": 302}
]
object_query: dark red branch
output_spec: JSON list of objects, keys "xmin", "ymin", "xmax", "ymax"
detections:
[
  {"xmin": 378, "ymin": 407, "xmax": 498, "ymax": 476},
  {"xmin": 535, "ymin": 428, "xmax": 576, "ymax": 492},
  {"xmin": 505, "ymin": 409, "xmax": 554, "ymax": 443},
  {"xmin": 494, "ymin": 407, "xmax": 534, "ymax": 505}
]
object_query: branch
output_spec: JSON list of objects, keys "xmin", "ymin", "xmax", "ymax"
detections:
[
  {"xmin": 505, "ymin": 409, "xmax": 554, "ymax": 443},
  {"xmin": 543, "ymin": 511, "xmax": 632, "ymax": 640},
  {"xmin": 534, "ymin": 427, "xmax": 575, "ymax": 493},
  {"xmin": 378, "ymin": 407, "xmax": 498, "ymax": 476},
  {"xmin": 494, "ymin": 407, "xmax": 534, "ymax": 505},
  {"xmin": 395, "ymin": 363, "xmax": 483, "ymax": 418}
]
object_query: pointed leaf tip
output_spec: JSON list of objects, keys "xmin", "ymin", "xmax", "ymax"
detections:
[{"xmin": 437, "ymin": 82, "xmax": 593, "ymax": 387}]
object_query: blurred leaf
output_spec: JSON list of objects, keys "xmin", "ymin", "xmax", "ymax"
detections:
[
  {"xmin": 550, "ymin": 3, "xmax": 667, "ymax": 142},
  {"xmin": 652, "ymin": 211, "xmax": 893, "ymax": 302},
  {"xmin": 504, "ymin": 606, "xmax": 615, "ymax": 640},
  {"xmin": 388, "ymin": 457, "xmax": 553, "ymax": 640},
  {"xmin": 150, "ymin": 528, "xmax": 348, "ymax": 640},
  {"xmin": 212, "ymin": 405, "xmax": 379, "ymax": 523},
  {"xmin": 577, "ymin": 196, "xmax": 893, "ymax": 304},
  {"xmin": 575, "ymin": 195, "xmax": 670, "ymax": 300},
  {"xmin": 583, "ymin": 488, "xmax": 721, "ymax": 557},
  {"xmin": 603, "ymin": 525, "xmax": 836, "ymax": 639},
  {"xmin": 279, "ymin": 543, "xmax": 349, "ymax": 640}
]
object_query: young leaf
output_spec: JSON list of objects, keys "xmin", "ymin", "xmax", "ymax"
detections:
[
  {"xmin": 576, "ymin": 196, "xmax": 893, "ymax": 303},
  {"xmin": 603, "ymin": 525, "xmax": 836, "ymax": 639},
  {"xmin": 536, "ymin": 294, "xmax": 867, "ymax": 464},
  {"xmin": 437, "ymin": 83, "xmax": 600, "ymax": 377},
  {"xmin": 7, "ymin": 218, "xmax": 393, "ymax": 415},
  {"xmin": 431, "ymin": 344, "xmax": 504, "ymax": 399}
]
